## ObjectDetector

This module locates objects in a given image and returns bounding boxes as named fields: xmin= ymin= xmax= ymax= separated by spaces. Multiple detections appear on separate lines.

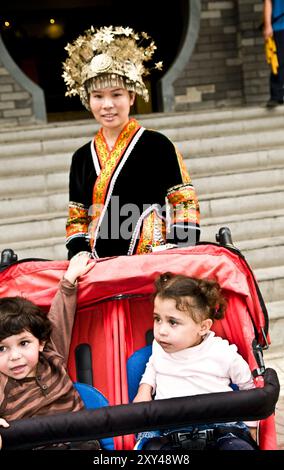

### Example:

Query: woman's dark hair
xmin=0 ymin=297 xmax=52 ymax=342
xmin=154 ymin=272 xmax=227 ymax=323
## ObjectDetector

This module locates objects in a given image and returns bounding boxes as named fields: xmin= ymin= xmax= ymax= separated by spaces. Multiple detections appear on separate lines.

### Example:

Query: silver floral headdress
xmin=62 ymin=25 xmax=163 ymax=109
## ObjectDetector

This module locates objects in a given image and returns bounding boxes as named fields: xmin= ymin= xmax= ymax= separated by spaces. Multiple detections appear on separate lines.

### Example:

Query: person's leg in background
xmin=269 ymin=29 xmax=284 ymax=105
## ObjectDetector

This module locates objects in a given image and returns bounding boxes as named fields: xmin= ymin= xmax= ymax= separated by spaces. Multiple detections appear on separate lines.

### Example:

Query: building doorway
xmin=1 ymin=0 xmax=188 ymax=121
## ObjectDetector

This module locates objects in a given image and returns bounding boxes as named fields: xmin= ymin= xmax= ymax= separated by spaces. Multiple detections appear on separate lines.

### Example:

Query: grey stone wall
xmin=0 ymin=60 xmax=33 ymax=126
xmin=237 ymin=0 xmax=268 ymax=105
xmin=173 ymin=0 xmax=269 ymax=111
xmin=0 ymin=35 xmax=46 ymax=126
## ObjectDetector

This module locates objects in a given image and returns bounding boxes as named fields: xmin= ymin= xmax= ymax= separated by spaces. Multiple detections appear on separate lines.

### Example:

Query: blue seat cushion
xmin=74 ymin=382 xmax=115 ymax=450
xmin=127 ymin=345 xmax=152 ymax=402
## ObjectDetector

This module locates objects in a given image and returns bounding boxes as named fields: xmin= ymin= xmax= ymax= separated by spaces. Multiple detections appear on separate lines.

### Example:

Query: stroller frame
xmin=0 ymin=229 xmax=280 ymax=450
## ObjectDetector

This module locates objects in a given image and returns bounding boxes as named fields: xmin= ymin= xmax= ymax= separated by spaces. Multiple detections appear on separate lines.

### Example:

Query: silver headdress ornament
xmin=62 ymin=25 xmax=163 ymax=109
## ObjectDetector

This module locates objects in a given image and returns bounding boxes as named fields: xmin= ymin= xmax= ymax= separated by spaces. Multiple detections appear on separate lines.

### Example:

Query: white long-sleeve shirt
xmin=140 ymin=331 xmax=256 ymax=426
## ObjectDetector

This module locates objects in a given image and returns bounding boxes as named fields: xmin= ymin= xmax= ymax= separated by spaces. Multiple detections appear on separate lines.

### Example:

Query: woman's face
xmin=89 ymin=87 xmax=135 ymax=130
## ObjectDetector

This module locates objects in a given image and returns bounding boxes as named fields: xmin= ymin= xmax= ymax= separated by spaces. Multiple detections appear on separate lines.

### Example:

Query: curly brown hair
xmin=154 ymin=272 xmax=227 ymax=323
xmin=0 ymin=297 xmax=51 ymax=342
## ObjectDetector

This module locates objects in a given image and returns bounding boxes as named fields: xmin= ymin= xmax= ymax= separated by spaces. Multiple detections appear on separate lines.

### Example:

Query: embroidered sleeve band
xmin=66 ymin=201 xmax=91 ymax=242
xmin=166 ymin=183 xmax=200 ymax=227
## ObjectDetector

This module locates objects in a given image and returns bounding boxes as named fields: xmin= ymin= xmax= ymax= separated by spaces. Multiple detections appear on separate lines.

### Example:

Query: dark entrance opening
xmin=1 ymin=0 xmax=188 ymax=121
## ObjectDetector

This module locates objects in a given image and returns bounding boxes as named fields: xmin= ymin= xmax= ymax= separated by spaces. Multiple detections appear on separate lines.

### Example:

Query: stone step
xmin=1 ymin=181 xmax=284 ymax=242
xmin=0 ymin=172 xmax=68 ymax=198
xmin=201 ymin=210 xmax=284 ymax=242
xmin=1 ymin=236 xmax=67 ymax=261
xmin=1 ymin=126 xmax=284 ymax=161
xmin=0 ymin=107 xmax=283 ymax=143
xmin=263 ymin=350 xmax=284 ymax=418
xmin=236 ymin=236 xmax=284 ymax=269
xmin=0 ymin=213 xmax=66 ymax=244
xmin=200 ymin=187 xmax=284 ymax=220
xmin=0 ymin=118 xmax=97 ymax=143
xmin=1 ymin=148 xmax=284 ymax=206
xmin=178 ymin=128 xmax=284 ymax=158
xmin=254 ymin=266 xmax=284 ymax=303
xmin=0 ymin=150 xmax=284 ymax=197
xmin=1 ymin=112 xmax=284 ymax=159
xmin=255 ymin=300 xmax=284 ymax=357
xmin=0 ymin=153 xmax=71 ymax=177
xmin=0 ymin=137 xmax=88 ymax=159
xmin=0 ymin=192 xmax=68 ymax=219
xmin=0 ymin=147 xmax=283 ymax=184
xmin=1 ymin=146 xmax=284 ymax=190
xmin=187 ymin=147 xmax=284 ymax=178
xmin=162 ymin=114 xmax=284 ymax=143
xmin=195 ymin=167 xmax=284 ymax=196
xmin=267 ymin=300 xmax=284 ymax=322
xmin=266 ymin=300 xmax=284 ymax=353
xmin=264 ymin=346 xmax=284 ymax=362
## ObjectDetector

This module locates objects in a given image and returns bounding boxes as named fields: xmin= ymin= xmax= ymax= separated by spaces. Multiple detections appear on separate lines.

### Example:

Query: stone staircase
xmin=0 ymin=106 xmax=284 ymax=356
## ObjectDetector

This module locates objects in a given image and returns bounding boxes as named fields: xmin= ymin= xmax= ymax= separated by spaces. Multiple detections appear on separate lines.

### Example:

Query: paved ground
xmin=264 ymin=350 xmax=284 ymax=450
xmin=275 ymin=398 xmax=284 ymax=450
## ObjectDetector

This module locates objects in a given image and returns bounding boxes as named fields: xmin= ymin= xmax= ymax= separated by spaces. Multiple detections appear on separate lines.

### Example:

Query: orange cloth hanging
xmin=265 ymin=36 xmax=279 ymax=74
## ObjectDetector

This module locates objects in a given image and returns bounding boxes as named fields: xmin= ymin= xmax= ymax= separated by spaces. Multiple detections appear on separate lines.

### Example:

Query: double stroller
xmin=0 ymin=228 xmax=280 ymax=450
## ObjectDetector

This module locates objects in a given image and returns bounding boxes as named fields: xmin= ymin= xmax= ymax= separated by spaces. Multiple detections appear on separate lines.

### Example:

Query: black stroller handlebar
xmin=0 ymin=249 xmax=18 ymax=271
xmin=1 ymin=368 xmax=280 ymax=450
xmin=216 ymin=227 xmax=235 ymax=248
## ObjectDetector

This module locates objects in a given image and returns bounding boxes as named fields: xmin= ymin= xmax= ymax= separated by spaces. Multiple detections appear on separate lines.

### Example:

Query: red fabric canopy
xmin=0 ymin=245 xmax=268 ymax=332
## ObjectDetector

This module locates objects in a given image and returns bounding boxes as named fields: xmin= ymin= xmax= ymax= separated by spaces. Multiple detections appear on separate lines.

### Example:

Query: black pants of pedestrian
xmin=270 ymin=29 xmax=284 ymax=101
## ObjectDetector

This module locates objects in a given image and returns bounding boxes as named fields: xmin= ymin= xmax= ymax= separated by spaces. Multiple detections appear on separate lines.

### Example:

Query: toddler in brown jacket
xmin=0 ymin=253 xmax=97 ymax=450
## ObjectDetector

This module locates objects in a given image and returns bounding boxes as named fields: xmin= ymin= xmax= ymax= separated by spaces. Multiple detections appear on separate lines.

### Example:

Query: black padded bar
xmin=0 ymin=368 xmax=279 ymax=450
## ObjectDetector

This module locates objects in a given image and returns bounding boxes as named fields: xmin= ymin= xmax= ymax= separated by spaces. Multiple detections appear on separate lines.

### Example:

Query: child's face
xmin=0 ymin=329 xmax=45 ymax=380
xmin=153 ymin=296 xmax=211 ymax=353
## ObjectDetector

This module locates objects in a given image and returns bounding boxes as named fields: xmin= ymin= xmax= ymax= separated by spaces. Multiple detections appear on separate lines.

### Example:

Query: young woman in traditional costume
xmin=63 ymin=26 xmax=200 ymax=259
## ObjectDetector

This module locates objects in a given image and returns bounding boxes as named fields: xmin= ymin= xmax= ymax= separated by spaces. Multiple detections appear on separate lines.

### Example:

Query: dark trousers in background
xmin=270 ymin=29 xmax=284 ymax=101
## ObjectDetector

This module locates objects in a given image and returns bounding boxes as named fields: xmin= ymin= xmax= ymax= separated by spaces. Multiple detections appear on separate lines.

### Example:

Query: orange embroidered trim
xmin=66 ymin=202 xmax=90 ymax=239
xmin=167 ymin=184 xmax=200 ymax=226
xmin=135 ymin=211 xmax=167 ymax=255
xmin=90 ymin=118 xmax=141 ymax=248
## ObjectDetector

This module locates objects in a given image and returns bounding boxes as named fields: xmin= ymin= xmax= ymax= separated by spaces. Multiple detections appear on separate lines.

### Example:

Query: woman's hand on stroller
xmin=133 ymin=383 xmax=153 ymax=403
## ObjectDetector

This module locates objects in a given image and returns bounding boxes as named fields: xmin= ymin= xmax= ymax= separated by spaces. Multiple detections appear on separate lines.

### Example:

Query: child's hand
xmin=0 ymin=418 xmax=9 ymax=428
xmin=0 ymin=419 xmax=9 ymax=450
xmin=133 ymin=384 xmax=153 ymax=403
xmin=249 ymin=426 xmax=257 ymax=442
xmin=64 ymin=253 xmax=96 ymax=285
